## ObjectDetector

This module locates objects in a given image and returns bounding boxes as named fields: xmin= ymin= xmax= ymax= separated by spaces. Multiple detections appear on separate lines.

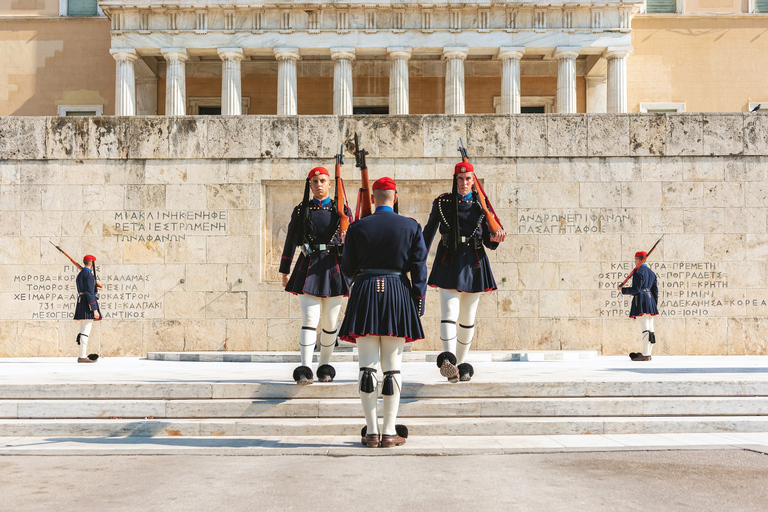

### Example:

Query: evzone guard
xmin=339 ymin=177 xmax=428 ymax=448
xmin=422 ymin=156 xmax=506 ymax=382
xmin=618 ymin=241 xmax=662 ymax=361
xmin=280 ymin=159 xmax=353 ymax=385
xmin=73 ymin=254 xmax=101 ymax=363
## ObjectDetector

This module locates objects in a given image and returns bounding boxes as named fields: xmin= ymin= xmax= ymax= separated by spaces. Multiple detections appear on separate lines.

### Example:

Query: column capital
xmin=585 ymin=75 xmax=607 ymax=84
xmin=605 ymin=46 xmax=633 ymax=59
xmin=387 ymin=47 xmax=412 ymax=60
xmin=330 ymin=47 xmax=356 ymax=61
xmin=217 ymin=47 xmax=245 ymax=61
xmin=274 ymin=47 xmax=300 ymax=61
xmin=443 ymin=47 xmax=468 ymax=60
xmin=161 ymin=48 xmax=189 ymax=62
xmin=110 ymin=48 xmax=139 ymax=62
xmin=554 ymin=47 xmax=581 ymax=60
xmin=497 ymin=47 xmax=525 ymax=60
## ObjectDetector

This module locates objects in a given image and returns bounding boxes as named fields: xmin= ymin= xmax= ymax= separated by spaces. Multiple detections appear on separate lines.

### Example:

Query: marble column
xmin=275 ymin=48 xmax=300 ymax=115
xmin=606 ymin=47 xmax=632 ymax=114
xmin=586 ymin=76 xmax=607 ymax=113
xmin=498 ymin=47 xmax=524 ymax=114
xmin=331 ymin=47 xmax=355 ymax=115
xmin=110 ymin=48 xmax=139 ymax=116
xmin=161 ymin=48 xmax=188 ymax=116
xmin=443 ymin=47 xmax=468 ymax=115
xmin=217 ymin=48 xmax=244 ymax=115
xmin=555 ymin=47 xmax=580 ymax=114
xmin=388 ymin=47 xmax=411 ymax=115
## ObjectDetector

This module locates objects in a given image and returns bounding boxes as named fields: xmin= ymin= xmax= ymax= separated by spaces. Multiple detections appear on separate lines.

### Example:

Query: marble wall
xmin=1 ymin=113 xmax=767 ymax=357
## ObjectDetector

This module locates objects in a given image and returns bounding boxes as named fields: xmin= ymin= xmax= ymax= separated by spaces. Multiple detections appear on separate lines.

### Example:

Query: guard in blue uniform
xmin=339 ymin=177 xmax=428 ymax=448
xmin=73 ymin=254 xmax=101 ymax=363
xmin=280 ymin=166 xmax=353 ymax=384
xmin=423 ymin=161 xmax=506 ymax=382
xmin=619 ymin=251 xmax=659 ymax=361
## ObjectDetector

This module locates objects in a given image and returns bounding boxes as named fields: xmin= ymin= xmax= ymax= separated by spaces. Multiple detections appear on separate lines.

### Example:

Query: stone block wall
xmin=1 ymin=113 xmax=767 ymax=357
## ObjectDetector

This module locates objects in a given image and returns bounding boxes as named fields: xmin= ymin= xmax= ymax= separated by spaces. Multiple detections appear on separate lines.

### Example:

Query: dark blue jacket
xmin=621 ymin=264 xmax=659 ymax=318
xmin=74 ymin=267 xmax=101 ymax=320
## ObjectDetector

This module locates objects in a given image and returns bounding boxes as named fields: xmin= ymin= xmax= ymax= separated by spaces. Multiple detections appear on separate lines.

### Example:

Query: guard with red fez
xmin=423 ymin=161 xmax=506 ymax=382
xmin=280 ymin=166 xmax=354 ymax=385
xmin=73 ymin=255 xmax=101 ymax=363
xmin=339 ymin=177 xmax=428 ymax=448
xmin=618 ymin=251 xmax=659 ymax=361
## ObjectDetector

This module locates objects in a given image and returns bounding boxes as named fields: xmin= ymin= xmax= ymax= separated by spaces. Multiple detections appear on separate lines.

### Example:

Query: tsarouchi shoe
xmin=293 ymin=365 xmax=314 ymax=385
xmin=380 ymin=434 xmax=406 ymax=448
xmin=77 ymin=358 xmax=96 ymax=363
xmin=629 ymin=352 xmax=640 ymax=360
xmin=633 ymin=355 xmax=652 ymax=361
xmin=316 ymin=364 xmax=336 ymax=383
xmin=437 ymin=351 xmax=459 ymax=383
xmin=458 ymin=362 xmax=474 ymax=382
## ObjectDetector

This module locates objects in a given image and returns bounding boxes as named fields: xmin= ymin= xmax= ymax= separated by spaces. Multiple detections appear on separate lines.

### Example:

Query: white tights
xmin=298 ymin=295 xmax=344 ymax=367
xmin=638 ymin=315 xmax=656 ymax=356
xmin=78 ymin=320 xmax=93 ymax=359
xmin=356 ymin=336 xmax=405 ymax=436
xmin=439 ymin=289 xmax=481 ymax=364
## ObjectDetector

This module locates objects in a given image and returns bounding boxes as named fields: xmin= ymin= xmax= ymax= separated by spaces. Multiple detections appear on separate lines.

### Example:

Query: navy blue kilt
xmin=74 ymin=295 xmax=101 ymax=320
xmin=339 ymin=274 xmax=425 ymax=343
xmin=629 ymin=290 xmax=659 ymax=318
xmin=428 ymin=244 xmax=497 ymax=293
xmin=285 ymin=249 xmax=349 ymax=297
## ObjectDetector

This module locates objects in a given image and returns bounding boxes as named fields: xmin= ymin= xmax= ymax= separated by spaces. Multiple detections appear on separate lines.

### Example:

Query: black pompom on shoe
xmin=436 ymin=351 xmax=459 ymax=383
xmin=629 ymin=352 xmax=640 ymax=360
xmin=458 ymin=362 xmax=474 ymax=382
xmin=316 ymin=364 xmax=336 ymax=383
xmin=87 ymin=354 xmax=99 ymax=361
xmin=293 ymin=365 xmax=314 ymax=385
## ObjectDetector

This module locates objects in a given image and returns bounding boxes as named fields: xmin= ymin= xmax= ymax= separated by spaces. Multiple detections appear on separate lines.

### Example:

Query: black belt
xmin=441 ymin=235 xmax=482 ymax=249
xmin=301 ymin=243 xmax=339 ymax=256
xmin=358 ymin=269 xmax=404 ymax=276
xmin=641 ymin=289 xmax=651 ymax=292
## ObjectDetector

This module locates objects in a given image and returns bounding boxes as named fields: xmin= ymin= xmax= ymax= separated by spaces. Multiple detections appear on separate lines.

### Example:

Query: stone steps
xmin=2 ymin=396 xmax=768 ymax=420
xmin=2 ymin=416 xmax=768 ymax=437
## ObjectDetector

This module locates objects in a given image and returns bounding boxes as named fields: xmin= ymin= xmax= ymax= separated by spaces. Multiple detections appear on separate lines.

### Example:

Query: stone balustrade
xmin=0 ymin=114 xmax=767 ymax=357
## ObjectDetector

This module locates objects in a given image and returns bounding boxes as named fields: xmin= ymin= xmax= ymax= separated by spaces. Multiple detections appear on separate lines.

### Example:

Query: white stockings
xmin=439 ymin=289 xmax=481 ymax=364
xmin=356 ymin=336 xmax=405 ymax=436
xmin=298 ymin=294 xmax=344 ymax=367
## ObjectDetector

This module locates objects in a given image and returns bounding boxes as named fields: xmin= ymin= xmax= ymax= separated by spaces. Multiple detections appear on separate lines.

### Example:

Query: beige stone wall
xmin=1 ymin=114 xmax=767 ymax=357
xmin=0 ymin=0 xmax=60 ymax=17
xmin=0 ymin=18 xmax=114 ymax=116
xmin=629 ymin=16 xmax=768 ymax=113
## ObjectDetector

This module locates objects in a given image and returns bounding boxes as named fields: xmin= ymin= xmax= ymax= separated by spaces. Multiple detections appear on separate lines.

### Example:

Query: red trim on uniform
xmin=630 ymin=313 xmax=658 ymax=319
xmin=340 ymin=332 xmax=420 ymax=343
xmin=428 ymin=284 xmax=497 ymax=293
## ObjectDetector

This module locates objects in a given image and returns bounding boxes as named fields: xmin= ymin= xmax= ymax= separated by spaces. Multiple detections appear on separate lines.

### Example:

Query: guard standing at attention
xmin=73 ymin=254 xmax=101 ymax=363
xmin=618 ymin=251 xmax=659 ymax=361
xmin=339 ymin=177 xmax=428 ymax=448
xmin=280 ymin=167 xmax=353 ymax=385
xmin=422 ymin=161 xmax=506 ymax=382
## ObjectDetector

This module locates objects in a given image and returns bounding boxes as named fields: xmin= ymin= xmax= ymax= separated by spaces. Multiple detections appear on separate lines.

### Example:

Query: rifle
xmin=334 ymin=144 xmax=352 ymax=234
xmin=458 ymin=138 xmax=504 ymax=233
xmin=49 ymin=241 xmax=102 ymax=289
xmin=353 ymin=133 xmax=373 ymax=219
xmin=619 ymin=235 xmax=664 ymax=288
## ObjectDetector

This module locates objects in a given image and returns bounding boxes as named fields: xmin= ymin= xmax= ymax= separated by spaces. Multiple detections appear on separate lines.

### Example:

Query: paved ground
xmin=2 ymin=450 xmax=768 ymax=512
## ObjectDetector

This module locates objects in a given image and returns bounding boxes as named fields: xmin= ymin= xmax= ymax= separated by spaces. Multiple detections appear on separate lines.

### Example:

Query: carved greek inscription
xmin=10 ymin=266 xmax=162 ymax=320
xmin=517 ymin=210 xmax=632 ymax=234
xmin=597 ymin=262 xmax=766 ymax=317
xmin=111 ymin=210 xmax=228 ymax=242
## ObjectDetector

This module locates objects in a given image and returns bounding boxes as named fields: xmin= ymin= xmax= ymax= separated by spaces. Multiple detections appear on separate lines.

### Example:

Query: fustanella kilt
xmin=629 ymin=291 xmax=659 ymax=318
xmin=428 ymin=244 xmax=497 ymax=293
xmin=339 ymin=274 xmax=425 ymax=343
xmin=285 ymin=250 xmax=349 ymax=297
xmin=73 ymin=296 xmax=101 ymax=321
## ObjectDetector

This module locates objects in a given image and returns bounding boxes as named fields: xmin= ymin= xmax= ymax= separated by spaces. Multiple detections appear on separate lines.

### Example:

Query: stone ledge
xmin=1 ymin=114 xmax=764 ymax=161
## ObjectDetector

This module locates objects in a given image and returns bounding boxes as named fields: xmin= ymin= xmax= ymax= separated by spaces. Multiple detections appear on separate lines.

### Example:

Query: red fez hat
xmin=454 ymin=161 xmax=474 ymax=174
xmin=372 ymin=177 xmax=397 ymax=191
xmin=307 ymin=167 xmax=330 ymax=179
xmin=83 ymin=255 xmax=96 ymax=262
xmin=634 ymin=251 xmax=647 ymax=259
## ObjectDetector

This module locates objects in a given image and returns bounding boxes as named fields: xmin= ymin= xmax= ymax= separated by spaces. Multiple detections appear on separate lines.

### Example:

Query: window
xmin=493 ymin=96 xmax=555 ymax=113
xmin=645 ymin=0 xmax=677 ymax=13
xmin=640 ymin=102 xmax=685 ymax=113
xmin=353 ymin=106 xmax=389 ymax=115
xmin=188 ymin=97 xmax=251 ymax=115
xmin=521 ymin=106 xmax=546 ymax=114
xmin=57 ymin=105 xmax=103 ymax=116
xmin=749 ymin=102 xmax=768 ymax=113
xmin=62 ymin=0 xmax=100 ymax=16
xmin=756 ymin=0 xmax=768 ymax=12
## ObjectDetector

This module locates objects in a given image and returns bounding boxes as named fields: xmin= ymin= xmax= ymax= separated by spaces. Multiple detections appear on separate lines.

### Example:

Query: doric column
xmin=606 ymin=47 xmax=632 ymax=114
xmin=331 ymin=47 xmax=355 ymax=115
xmin=388 ymin=47 xmax=411 ymax=115
xmin=161 ymin=48 xmax=188 ymax=116
xmin=443 ymin=47 xmax=468 ymax=115
xmin=275 ymin=48 xmax=300 ymax=115
xmin=110 ymin=48 xmax=139 ymax=116
xmin=555 ymin=47 xmax=580 ymax=114
xmin=586 ymin=76 xmax=607 ymax=113
xmin=498 ymin=47 xmax=524 ymax=114
xmin=217 ymin=48 xmax=244 ymax=115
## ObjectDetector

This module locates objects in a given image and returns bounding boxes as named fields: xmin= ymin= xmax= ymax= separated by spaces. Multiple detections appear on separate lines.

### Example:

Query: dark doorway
xmin=521 ymin=106 xmax=546 ymax=114
xmin=198 ymin=106 xmax=222 ymax=115
xmin=353 ymin=106 xmax=389 ymax=115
